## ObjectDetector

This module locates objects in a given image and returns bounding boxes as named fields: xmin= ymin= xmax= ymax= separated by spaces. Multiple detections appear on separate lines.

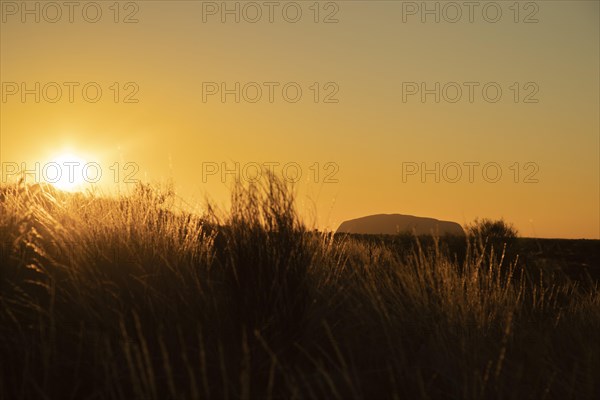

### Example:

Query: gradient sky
xmin=1 ymin=1 xmax=599 ymax=238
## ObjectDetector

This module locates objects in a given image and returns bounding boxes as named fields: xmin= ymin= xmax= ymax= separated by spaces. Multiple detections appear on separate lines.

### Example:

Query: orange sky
xmin=1 ymin=1 xmax=599 ymax=238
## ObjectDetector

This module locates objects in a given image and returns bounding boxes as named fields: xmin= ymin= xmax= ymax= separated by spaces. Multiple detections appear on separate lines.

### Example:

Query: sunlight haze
xmin=1 ymin=0 xmax=598 ymax=238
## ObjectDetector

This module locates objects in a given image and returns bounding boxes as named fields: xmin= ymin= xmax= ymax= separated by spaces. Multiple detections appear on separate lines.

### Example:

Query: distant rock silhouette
xmin=336 ymin=214 xmax=465 ymax=236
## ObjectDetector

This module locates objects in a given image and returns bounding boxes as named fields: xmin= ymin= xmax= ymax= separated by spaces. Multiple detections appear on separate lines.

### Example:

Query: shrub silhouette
xmin=465 ymin=218 xmax=519 ymax=276
xmin=466 ymin=218 xmax=518 ymax=241
xmin=466 ymin=218 xmax=518 ymax=249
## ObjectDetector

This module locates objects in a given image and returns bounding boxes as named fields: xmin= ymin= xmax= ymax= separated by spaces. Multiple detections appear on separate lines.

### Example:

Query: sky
xmin=1 ymin=0 xmax=599 ymax=238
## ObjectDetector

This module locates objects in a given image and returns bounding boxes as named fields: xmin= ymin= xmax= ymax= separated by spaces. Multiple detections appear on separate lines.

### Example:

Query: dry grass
xmin=0 ymin=178 xmax=598 ymax=399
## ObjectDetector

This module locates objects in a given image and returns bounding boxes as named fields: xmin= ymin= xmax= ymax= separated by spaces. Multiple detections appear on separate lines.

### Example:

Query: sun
xmin=46 ymin=153 xmax=88 ymax=192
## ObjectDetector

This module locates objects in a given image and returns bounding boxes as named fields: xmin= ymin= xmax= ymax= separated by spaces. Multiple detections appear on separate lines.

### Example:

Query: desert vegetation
xmin=1 ymin=178 xmax=599 ymax=399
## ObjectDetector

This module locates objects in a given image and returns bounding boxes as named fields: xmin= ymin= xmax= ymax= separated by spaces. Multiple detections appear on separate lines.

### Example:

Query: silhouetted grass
xmin=1 ymin=178 xmax=598 ymax=399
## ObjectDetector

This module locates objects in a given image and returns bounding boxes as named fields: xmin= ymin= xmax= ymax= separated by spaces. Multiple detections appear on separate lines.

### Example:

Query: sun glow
xmin=47 ymin=153 xmax=88 ymax=192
